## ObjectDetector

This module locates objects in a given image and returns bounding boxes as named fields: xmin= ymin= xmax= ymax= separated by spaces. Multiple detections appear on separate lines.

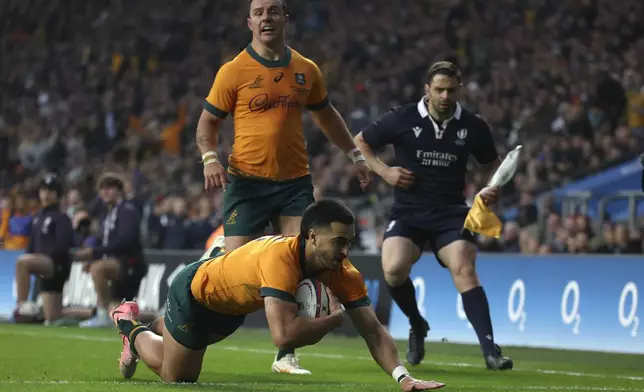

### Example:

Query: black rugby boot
xmin=406 ymin=318 xmax=430 ymax=365
xmin=485 ymin=344 xmax=514 ymax=370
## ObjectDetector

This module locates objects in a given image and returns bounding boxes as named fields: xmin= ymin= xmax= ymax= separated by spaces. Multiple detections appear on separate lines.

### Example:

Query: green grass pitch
xmin=0 ymin=324 xmax=642 ymax=391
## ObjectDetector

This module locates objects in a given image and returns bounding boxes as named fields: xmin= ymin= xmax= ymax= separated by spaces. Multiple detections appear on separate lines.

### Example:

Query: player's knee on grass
xmin=381 ymin=237 xmax=419 ymax=286
xmin=160 ymin=323 xmax=205 ymax=383
xmin=160 ymin=371 xmax=199 ymax=384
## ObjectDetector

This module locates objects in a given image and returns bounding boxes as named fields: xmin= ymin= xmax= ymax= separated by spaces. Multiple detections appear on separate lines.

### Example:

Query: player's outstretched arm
xmin=348 ymin=306 xmax=445 ymax=391
xmin=264 ymin=295 xmax=344 ymax=349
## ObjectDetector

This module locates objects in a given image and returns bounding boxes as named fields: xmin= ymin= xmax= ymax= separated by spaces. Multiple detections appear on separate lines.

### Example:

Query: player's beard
xmin=432 ymin=99 xmax=455 ymax=118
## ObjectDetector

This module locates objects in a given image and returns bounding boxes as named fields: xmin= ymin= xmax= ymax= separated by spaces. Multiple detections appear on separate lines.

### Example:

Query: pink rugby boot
xmin=109 ymin=301 xmax=140 ymax=379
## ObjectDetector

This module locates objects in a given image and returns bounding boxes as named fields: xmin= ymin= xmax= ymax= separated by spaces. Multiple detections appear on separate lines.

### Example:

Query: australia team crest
xmin=295 ymin=73 xmax=306 ymax=85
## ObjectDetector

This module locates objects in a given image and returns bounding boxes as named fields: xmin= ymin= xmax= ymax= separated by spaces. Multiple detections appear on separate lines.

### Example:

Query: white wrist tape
xmin=201 ymin=151 xmax=219 ymax=165
xmin=391 ymin=365 xmax=410 ymax=383
xmin=347 ymin=147 xmax=365 ymax=163
xmin=201 ymin=151 xmax=218 ymax=162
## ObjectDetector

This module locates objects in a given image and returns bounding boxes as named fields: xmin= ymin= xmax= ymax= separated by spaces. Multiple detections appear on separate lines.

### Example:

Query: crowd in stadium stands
xmin=1 ymin=0 xmax=643 ymax=254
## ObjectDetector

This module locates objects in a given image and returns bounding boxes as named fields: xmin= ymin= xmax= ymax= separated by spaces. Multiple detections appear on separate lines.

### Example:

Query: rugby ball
xmin=295 ymin=279 xmax=331 ymax=318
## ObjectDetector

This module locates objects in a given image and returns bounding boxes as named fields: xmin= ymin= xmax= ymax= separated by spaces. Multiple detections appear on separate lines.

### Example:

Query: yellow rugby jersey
xmin=627 ymin=91 xmax=644 ymax=129
xmin=190 ymin=235 xmax=370 ymax=315
xmin=205 ymin=45 xmax=329 ymax=181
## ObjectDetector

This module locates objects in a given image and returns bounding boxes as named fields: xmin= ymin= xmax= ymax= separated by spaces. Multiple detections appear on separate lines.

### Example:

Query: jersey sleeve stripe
xmin=305 ymin=96 xmax=330 ymax=111
xmin=260 ymin=287 xmax=296 ymax=303
xmin=203 ymin=100 xmax=229 ymax=119
xmin=343 ymin=296 xmax=371 ymax=309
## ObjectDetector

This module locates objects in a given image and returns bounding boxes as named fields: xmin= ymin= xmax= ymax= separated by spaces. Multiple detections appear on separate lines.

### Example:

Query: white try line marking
xmin=0 ymin=380 xmax=640 ymax=391
xmin=0 ymin=328 xmax=642 ymax=383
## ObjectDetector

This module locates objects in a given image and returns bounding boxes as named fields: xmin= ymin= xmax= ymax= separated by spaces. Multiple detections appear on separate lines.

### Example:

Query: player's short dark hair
xmin=300 ymin=199 xmax=355 ymax=237
xmin=97 ymin=172 xmax=125 ymax=192
xmin=426 ymin=61 xmax=462 ymax=85
xmin=248 ymin=0 xmax=287 ymax=13
xmin=40 ymin=172 xmax=62 ymax=196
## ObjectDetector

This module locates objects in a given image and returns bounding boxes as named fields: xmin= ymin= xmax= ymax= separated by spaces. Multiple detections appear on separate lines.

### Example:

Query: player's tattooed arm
xmin=196 ymin=110 xmax=222 ymax=155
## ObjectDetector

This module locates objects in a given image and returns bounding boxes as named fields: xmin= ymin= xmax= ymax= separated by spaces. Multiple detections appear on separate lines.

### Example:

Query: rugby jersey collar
xmin=417 ymin=96 xmax=461 ymax=120
xmin=417 ymin=97 xmax=462 ymax=137
xmin=246 ymin=44 xmax=292 ymax=68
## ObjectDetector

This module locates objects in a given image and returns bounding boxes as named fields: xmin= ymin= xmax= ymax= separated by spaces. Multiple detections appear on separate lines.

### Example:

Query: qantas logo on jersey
xmin=416 ymin=149 xmax=458 ymax=167
xmin=248 ymin=94 xmax=302 ymax=113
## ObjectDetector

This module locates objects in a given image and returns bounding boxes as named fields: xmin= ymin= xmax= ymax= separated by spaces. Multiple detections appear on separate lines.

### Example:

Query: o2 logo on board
xmin=618 ymin=282 xmax=639 ymax=338
xmin=561 ymin=280 xmax=581 ymax=335
xmin=508 ymin=279 xmax=527 ymax=332
xmin=412 ymin=277 xmax=427 ymax=318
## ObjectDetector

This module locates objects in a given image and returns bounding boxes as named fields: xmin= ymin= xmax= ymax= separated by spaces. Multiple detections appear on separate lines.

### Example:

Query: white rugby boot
xmin=271 ymin=354 xmax=312 ymax=375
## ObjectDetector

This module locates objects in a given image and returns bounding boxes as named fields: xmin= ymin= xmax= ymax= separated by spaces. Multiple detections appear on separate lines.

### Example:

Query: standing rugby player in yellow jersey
xmin=195 ymin=0 xmax=371 ymax=375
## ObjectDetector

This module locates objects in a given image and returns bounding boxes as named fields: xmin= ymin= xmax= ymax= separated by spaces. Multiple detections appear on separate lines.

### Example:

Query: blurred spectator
xmin=612 ymin=224 xmax=641 ymax=254
xmin=568 ymin=232 xmax=591 ymax=254
xmin=73 ymin=173 xmax=147 ymax=328
xmin=66 ymin=189 xmax=85 ymax=219
xmin=501 ymin=221 xmax=521 ymax=253
xmin=160 ymin=196 xmax=190 ymax=250
xmin=2 ymin=195 xmax=33 ymax=250
xmin=14 ymin=173 xmax=74 ymax=324
xmin=538 ymin=244 xmax=553 ymax=255
xmin=592 ymin=221 xmax=616 ymax=253
xmin=72 ymin=209 xmax=98 ymax=248
xmin=516 ymin=192 xmax=538 ymax=228
xmin=519 ymin=230 xmax=540 ymax=255
xmin=477 ymin=235 xmax=503 ymax=252
xmin=186 ymin=196 xmax=218 ymax=250
xmin=0 ymin=196 xmax=11 ymax=247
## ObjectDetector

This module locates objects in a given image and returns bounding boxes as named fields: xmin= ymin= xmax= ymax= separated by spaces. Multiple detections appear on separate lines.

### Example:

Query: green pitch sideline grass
xmin=0 ymin=324 xmax=642 ymax=392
